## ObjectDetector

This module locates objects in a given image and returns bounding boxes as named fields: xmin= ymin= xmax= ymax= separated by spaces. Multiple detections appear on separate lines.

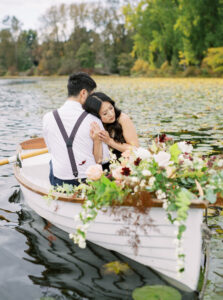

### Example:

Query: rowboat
xmin=14 ymin=138 xmax=208 ymax=292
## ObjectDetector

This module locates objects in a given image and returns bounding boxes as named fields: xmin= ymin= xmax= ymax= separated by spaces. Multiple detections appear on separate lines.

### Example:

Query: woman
xmin=83 ymin=92 xmax=139 ymax=166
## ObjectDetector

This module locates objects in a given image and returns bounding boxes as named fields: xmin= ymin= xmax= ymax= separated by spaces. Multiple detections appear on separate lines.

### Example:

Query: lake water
xmin=0 ymin=77 xmax=222 ymax=300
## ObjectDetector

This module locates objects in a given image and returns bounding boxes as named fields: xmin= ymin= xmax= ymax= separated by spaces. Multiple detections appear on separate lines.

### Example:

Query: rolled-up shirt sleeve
xmin=94 ymin=118 xmax=110 ymax=163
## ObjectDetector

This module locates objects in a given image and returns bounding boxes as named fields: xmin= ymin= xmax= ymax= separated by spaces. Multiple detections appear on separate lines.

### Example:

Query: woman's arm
xmin=90 ymin=122 xmax=103 ymax=163
xmin=98 ymin=113 xmax=139 ymax=152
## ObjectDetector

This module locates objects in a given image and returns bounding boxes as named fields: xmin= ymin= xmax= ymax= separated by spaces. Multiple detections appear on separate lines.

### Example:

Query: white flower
xmin=177 ymin=259 xmax=185 ymax=267
xmin=173 ymin=220 xmax=180 ymax=226
xmin=134 ymin=186 xmax=139 ymax=193
xmin=154 ymin=151 xmax=171 ymax=167
xmin=217 ymin=160 xmax=223 ymax=167
xmin=148 ymin=176 xmax=155 ymax=186
xmin=134 ymin=147 xmax=152 ymax=160
xmin=83 ymin=223 xmax=90 ymax=230
xmin=69 ymin=233 xmax=75 ymax=239
xmin=131 ymin=176 xmax=139 ymax=183
xmin=86 ymin=213 xmax=94 ymax=219
xmin=79 ymin=240 xmax=86 ymax=248
xmin=140 ymin=179 xmax=146 ymax=187
xmin=86 ymin=200 xmax=92 ymax=207
xmin=156 ymin=190 xmax=166 ymax=200
xmin=162 ymin=200 xmax=168 ymax=210
xmin=142 ymin=169 xmax=152 ymax=177
xmin=178 ymin=141 xmax=193 ymax=153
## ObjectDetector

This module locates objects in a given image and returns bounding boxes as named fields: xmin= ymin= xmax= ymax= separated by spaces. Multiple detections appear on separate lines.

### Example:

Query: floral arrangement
xmin=51 ymin=134 xmax=223 ymax=273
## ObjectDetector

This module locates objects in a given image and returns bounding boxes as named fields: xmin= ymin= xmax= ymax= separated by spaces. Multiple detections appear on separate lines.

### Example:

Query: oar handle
xmin=0 ymin=159 xmax=10 ymax=166
xmin=20 ymin=148 xmax=48 ymax=160
xmin=0 ymin=148 xmax=48 ymax=166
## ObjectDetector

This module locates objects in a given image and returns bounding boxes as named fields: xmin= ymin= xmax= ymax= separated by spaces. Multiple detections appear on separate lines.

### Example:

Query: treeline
xmin=0 ymin=0 xmax=223 ymax=77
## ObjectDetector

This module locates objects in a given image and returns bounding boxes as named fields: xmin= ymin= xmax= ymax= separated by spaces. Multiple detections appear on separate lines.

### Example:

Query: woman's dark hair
xmin=83 ymin=92 xmax=125 ymax=144
xmin=67 ymin=72 xmax=96 ymax=97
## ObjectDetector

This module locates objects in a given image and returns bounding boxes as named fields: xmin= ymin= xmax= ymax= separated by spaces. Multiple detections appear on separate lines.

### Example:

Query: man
xmin=43 ymin=72 xmax=109 ymax=186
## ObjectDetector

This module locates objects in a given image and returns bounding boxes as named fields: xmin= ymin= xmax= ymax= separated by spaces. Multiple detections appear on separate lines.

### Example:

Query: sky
xmin=0 ymin=0 xmax=96 ymax=30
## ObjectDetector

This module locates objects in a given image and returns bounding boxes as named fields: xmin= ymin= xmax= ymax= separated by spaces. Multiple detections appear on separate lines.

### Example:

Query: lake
xmin=0 ymin=77 xmax=222 ymax=300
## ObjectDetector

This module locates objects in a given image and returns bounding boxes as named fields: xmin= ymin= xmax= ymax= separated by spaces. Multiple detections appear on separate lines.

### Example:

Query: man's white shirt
xmin=43 ymin=100 xmax=110 ymax=179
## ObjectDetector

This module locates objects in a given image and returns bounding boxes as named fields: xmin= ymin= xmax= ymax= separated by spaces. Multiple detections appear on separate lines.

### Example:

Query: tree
xmin=123 ymin=0 xmax=181 ymax=68
xmin=175 ymin=0 xmax=223 ymax=65
xmin=75 ymin=42 xmax=95 ymax=69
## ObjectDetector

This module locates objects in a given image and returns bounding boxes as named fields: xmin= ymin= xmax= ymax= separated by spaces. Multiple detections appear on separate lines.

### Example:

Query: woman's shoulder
xmin=118 ymin=112 xmax=131 ymax=124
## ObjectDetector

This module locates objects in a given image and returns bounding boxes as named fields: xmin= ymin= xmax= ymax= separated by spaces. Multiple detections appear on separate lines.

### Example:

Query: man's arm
xmin=90 ymin=122 xmax=103 ymax=163
xmin=91 ymin=118 xmax=110 ymax=163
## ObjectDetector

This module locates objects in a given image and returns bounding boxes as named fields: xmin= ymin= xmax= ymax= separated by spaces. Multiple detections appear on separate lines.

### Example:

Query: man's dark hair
xmin=67 ymin=72 xmax=96 ymax=97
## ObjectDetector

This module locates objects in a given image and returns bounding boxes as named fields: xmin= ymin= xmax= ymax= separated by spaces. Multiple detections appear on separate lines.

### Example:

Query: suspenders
xmin=53 ymin=110 xmax=88 ymax=178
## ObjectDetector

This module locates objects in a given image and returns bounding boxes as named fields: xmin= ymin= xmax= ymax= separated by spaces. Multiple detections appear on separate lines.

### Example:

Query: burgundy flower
xmin=158 ymin=133 xmax=173 ymax=143
xmin=121 ymin=167 xmax=131 ymax=176
xmin=134 ymin=157 xmax=142 ymax=166
xmin=159 ymin=134 xmax=167 ymax=143
xmin=207 ymin=160 xmax=213 ymax=168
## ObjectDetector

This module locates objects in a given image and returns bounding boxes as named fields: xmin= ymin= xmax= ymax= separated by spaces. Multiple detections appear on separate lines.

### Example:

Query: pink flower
xmin=86 ymin=164 xmax=103 ymax=180
xmin=112 ymin=166 xmax=123 ymax=180
xmin=115 ymin=179 xmax=122 ymax=186
xmin=121 ymin=149 xmax=131 ymax=159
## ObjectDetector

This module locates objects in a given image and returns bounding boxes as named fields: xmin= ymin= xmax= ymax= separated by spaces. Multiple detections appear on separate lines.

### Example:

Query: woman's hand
xmin=98 ymin=130 xmax=111 ymax=144
xmin=90 ymin=122 xmax=101 ymax=141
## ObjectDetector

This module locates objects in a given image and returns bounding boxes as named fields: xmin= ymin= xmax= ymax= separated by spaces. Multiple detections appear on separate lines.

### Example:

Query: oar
xmin=0 ymin=148 xmax=48 ymax=166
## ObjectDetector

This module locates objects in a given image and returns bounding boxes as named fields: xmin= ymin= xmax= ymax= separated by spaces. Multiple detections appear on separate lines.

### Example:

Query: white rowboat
xmin=14 ymin=138 xmax=207 ymax=292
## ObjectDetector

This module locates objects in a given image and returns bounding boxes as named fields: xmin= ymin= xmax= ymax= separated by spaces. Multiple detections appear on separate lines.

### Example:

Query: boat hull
xmin=15 ymin=146 xmax=204 ymax=292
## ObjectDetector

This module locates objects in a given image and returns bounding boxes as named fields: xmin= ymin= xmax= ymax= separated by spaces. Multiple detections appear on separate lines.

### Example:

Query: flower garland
xmin=49 ymin=135 xmax=223 ymax=274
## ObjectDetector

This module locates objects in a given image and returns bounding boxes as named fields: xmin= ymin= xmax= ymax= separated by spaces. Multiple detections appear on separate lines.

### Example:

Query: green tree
xmin=75 ymin=42 xmax=95 ymax=68
xmin=17 ymin=30 xmax=38 ymax=71
xmin=175 ymin=0 xmax=223 ymax=65
xmin=0 ymin=29 xmax=14 ymax=75
xmin=123 ymin=0 xmax=181 ymax=68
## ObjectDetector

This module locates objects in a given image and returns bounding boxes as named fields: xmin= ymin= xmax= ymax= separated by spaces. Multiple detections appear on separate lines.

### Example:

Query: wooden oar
xmin=0 ymin=137 xmax=48 ymax=166
xmin=0 ymin=148 xmax=48 ymax=166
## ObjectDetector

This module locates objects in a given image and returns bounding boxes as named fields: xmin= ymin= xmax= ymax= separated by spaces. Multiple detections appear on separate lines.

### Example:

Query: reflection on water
xmin=0 ymin=77 xmax=223 ymax=299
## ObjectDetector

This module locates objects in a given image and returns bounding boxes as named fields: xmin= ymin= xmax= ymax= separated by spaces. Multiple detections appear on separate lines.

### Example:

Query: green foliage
xmin=75 ymin=43 xmax=95 ymax=69
xmin=117 ymin=53 xmax=134 ymax=75
xmin=203 ymin=47 xmax=223 ymax=75
xmin=132 ymin=285 xmax=182 ymax=300
xmin=169 ymin=143 xmax=181 ymax=163
xmin=123 ymin=0 xmax=223 ymax=72
xmin=1 ymin=1 xmax=223 ymax=76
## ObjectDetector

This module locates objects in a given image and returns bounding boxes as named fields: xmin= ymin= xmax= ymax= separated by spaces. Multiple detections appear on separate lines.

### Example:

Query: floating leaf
xmin=102 ymin=261 xmax=130 ymax=275
xmin=132 ymin=285 xmax=182 ymax=300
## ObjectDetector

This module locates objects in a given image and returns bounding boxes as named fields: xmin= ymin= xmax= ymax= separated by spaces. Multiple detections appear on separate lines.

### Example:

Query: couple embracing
xmin=43 ymin=72 xmax=139 ymax=187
